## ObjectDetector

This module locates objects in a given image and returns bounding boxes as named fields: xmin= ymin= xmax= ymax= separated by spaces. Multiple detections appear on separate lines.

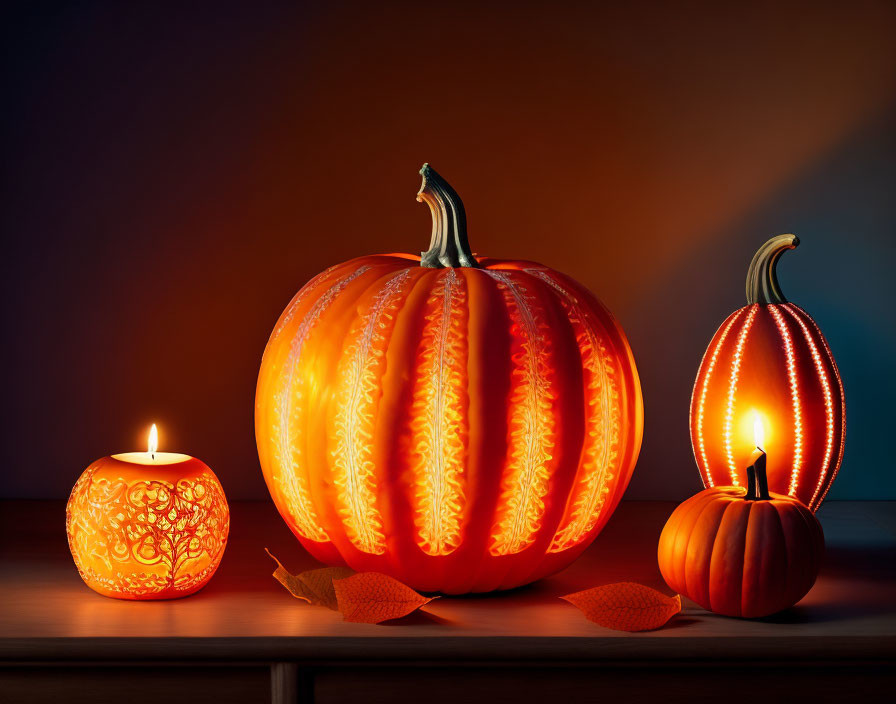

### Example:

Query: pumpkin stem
xmin=417 ymin=164 xmax=479 ymax=268
xmin=745 ymin=234 xmax=799 ymax=304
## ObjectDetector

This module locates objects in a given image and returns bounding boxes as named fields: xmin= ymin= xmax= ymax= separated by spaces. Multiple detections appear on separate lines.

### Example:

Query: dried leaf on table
xmin=561 ymin=581 xmax=682 ymax=632
xmin=265 ymin=548 xmax=312 ymax=602
xmin=297 ymin=566 xmax=356 ymax=610
xmin=265 ymin=549 xmax=356 ymax=609
xmin=334 ymin=572 xmax=437 ymax=624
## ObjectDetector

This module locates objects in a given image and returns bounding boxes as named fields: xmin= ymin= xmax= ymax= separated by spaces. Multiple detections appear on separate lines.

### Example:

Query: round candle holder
xmin=66 ymin=452 xmax=229 ymax=600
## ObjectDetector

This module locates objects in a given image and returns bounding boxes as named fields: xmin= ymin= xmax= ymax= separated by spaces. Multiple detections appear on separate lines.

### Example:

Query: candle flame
xmin=148 ymin=424 xmax=158 ymax=457
xmin=753 ymin=413 xmax=765 ymax=450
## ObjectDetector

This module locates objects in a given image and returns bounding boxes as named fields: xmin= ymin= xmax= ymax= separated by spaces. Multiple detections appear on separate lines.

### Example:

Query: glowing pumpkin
xmin=657 ymin=464 xmax=824 ymax=618
xmin=66 ymin=426 xmax=229 ymax=600
xmin=255 ymin=164 xmax=643 ymax=594
xmin=690 ymin=235 xmax=845 ymax=512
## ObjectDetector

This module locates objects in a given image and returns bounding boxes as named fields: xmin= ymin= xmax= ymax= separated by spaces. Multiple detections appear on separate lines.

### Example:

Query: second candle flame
xmin=753 ymin=413 xmax=765 ymax=451
xmin=148 ymin=423 xmax=158 ymax=458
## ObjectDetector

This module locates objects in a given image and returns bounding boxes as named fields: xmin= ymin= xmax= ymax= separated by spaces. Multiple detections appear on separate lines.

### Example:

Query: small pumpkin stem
xmin=417 ymin=163 xmax=479 ymax=269
xmin=745 ymin=234 xmax=799 ymax=305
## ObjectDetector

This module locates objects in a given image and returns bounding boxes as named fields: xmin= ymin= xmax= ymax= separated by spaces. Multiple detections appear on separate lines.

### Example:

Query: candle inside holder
xmin=66 ymin=425 xmax=230 ymax=600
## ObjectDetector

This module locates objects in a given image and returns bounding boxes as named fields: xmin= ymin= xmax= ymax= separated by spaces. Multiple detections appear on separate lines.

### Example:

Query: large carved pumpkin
xmin=256 ymin=165 xmax=643 ymax=593
xmin=690 ymin=235 xmax=845 ymax=512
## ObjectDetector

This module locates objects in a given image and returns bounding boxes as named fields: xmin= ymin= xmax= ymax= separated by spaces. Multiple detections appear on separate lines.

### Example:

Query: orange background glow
xmin=2 ymin=1 xmax=894 ymax=501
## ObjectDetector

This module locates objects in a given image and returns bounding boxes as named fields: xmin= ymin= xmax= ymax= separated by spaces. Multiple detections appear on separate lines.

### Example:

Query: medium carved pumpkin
xmin=690 ymin=235 xmax=845 ymax=511
xmin=255 ymin=165 xmax=643 ymax=593
xmin=657 ymin=465 xmax=824 ymax=618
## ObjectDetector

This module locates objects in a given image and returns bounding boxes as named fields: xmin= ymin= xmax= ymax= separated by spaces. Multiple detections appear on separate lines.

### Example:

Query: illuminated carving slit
xmin=270 ymin=263 xmax=342 ymax=342
xmin=333 ymin=270 xmax=412 ymax=554
xmin=769 ymin=305 xmax=803 ymax=496
xmin=410 ymin=269 xmax=468 ymax=555
xmin=524 ymin=271 xmax=619 ymax=553
xmin=723 ymin=305 xmax=758 ymax=485
xmin=273 ymin=266 xmax=370 ymax=541
xmin=487 ymin=271 xmax=556 ymax=556
xmin=694 ymin=309 xmax=745 ymax=488
xmin=787 ymin=304 xmax=844 ymax=508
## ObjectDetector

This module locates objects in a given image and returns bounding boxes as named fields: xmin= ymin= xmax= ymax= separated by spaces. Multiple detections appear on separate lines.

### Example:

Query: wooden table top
xmin=1 ymin=499 xmax=894 ymax=663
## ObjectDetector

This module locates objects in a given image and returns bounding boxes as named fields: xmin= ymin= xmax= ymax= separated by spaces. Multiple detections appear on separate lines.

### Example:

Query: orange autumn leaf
xmin=297 ymin=566 xmax=356 ymax=610
xmin=334 ymin=572 xmax=436 ymax=623
xmin=266 ymin=548 xmax=312 ymax=603
xmin=265 ymin=549 xmax=355 ymax=608
xmin=561 ymin=582 xmax=682 ymax=632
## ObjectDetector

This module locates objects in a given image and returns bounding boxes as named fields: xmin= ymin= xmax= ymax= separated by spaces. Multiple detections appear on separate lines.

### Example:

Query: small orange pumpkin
xmin=657 ymin=465 xmax=824 ymax=618
xmin=690 ymin=235 xmax=845 ymax=511
xmin=255 ymin=164 xmax=643 ymax=593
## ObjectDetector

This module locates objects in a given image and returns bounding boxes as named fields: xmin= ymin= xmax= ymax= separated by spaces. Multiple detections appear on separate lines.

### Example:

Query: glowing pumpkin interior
xmin=255 ymin=165 xmax=643 ymax=593
xmin=690 ymin=235 xmax=845 ymax=511
xmin=66 ymin=428 xmax=230 ymax=600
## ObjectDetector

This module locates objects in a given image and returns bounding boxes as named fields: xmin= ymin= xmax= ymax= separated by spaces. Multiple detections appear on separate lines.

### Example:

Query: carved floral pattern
xmin=67 ymin=466 xmax=229 ymax=598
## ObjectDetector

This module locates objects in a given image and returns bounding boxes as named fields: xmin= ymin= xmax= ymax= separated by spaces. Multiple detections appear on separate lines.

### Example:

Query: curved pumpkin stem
xmin=745 ymin=234 xmax=799 ymax=304
xmin=417 ymin=163 xmax=479 ymax=268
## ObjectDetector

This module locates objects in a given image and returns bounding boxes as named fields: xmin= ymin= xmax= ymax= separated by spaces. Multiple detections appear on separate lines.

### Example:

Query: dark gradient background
xmin=2 ymin=1 xmax=894 ymax=502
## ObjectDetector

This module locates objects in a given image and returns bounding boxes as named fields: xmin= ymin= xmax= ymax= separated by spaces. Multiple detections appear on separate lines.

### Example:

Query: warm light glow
xmin=689 ymin=301 xmax=845 ymax=514
xmin=535 ymin=270 xmax=620 ymax=554
xmin=333 ymin=269 xmax=411 ymax=554
xmin=410 ymin=269 xmax=467 ymax=556
xmin=723 ymin=304 xmax=758 ymax=485
xmin=694 ymin=309 xmax=745 ymax=488
xmin=769 ymin=305 xmax=803 ymax=496
xmin=753 ymin=413 xmax=765 ymax=450
xmin=487 ymin=271 xmax=556 ymax=556
xmin=148 ymin=423 xmax=158 ymax=456
xmin=67 ymin=455 xmax=229 ymax=600
xmin=271 ymin=266 xmax=369 ymax=543
xmin=784 ymin=304 xmax=837 ymax=508
xmin=255 ymin=256 xmax=644 ymax=593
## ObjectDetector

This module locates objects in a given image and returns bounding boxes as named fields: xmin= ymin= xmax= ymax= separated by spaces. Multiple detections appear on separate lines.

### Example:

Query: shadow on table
xmin=757 ymin=541 xmax=895 ymax=624
xmin=822 ymin=543 xmax=896 ymax=579
xmin=380 ymin=609 xmax=454 ymax=626
xmin=758 ymin=598 xmax=889 ymax=625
